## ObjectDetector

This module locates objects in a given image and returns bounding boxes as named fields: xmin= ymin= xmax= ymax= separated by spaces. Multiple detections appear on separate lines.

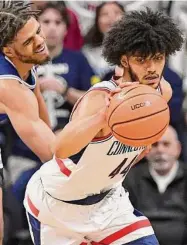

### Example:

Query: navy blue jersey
xmin=0 ymin=52 xmax=37 ymax=124
xmin=37 ymin=49 xmax=97 ymax=130
xmin=0 ymin=53 xmax=37 ymax=181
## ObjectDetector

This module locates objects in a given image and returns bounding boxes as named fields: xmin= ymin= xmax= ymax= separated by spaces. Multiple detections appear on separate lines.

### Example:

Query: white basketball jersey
xmin=39 ymin=80 xmax=161 ymax=201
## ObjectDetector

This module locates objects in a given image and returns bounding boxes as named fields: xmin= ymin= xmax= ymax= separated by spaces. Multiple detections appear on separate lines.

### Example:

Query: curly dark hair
xmin=84 ymin=1 xmax=125 ymax=48
xmin=0 ymin=0 xmax=40 ymax=51
xmin=102 ymin=7 xmax=184 ymax=66
xmin=38 ymin=1 xmax=70 ymax=28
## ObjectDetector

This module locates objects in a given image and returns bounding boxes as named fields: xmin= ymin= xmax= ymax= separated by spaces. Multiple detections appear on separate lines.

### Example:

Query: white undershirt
xmin=149 ymin=161 xmax=179 ymax=193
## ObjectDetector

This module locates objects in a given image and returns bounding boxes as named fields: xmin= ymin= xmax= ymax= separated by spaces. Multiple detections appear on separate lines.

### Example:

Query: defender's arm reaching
xmin=0 ymin=79 xmax=55 ymax=162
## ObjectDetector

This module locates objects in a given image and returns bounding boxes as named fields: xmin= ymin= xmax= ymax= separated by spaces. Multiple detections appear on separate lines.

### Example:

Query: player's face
xmin=146 ymin=127 xmax=181 ymax=175
xmin=122 ymin=53 xmax=166 ymax=89
xmin=39 ymin=8 xmax=67 ymax=49
xmin=98 ymin=2 xmax=124 ymax=34
xmin=10 ymin=17 xmax=50 ymax=65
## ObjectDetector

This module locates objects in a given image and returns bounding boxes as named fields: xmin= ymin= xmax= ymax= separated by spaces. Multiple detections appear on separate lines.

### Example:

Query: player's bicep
xmin=2 ymin=86 xmax=40 ymax=137
xmin=6 ymin=108 xmax=38 ymax=138
xmin=72 ymin=90 xmax=109 ymax=120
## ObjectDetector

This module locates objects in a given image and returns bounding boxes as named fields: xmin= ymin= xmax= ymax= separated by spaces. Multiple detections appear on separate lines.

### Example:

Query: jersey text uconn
xmin=107 ymin=141 xmax=145 ymax=156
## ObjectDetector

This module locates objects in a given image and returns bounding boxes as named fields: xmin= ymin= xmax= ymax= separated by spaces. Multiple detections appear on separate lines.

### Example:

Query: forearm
xmin=10 ymin=118 xmax=55 ymax=162
xmin=54 ymin=113 xmax=105 ymax=158
xmin=66 ymin=88 xmax=86 ymax=105
xmin=24 ymin=121 xmax=55 ymax=162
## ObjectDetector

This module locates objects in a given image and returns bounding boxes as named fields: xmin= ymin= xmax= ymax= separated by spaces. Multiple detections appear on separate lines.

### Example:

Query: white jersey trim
xmin=3 ymin=56 xmax=36 ymax=89
xmin=0 ymin=75 xmax=36 ymax=89
xmin=91 ymin=133 xmax=113 ymax=144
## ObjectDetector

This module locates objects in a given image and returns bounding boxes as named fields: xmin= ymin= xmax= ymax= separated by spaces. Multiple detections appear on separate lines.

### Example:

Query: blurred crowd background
xmin=2 ymin=1 xmax=187 ymax=245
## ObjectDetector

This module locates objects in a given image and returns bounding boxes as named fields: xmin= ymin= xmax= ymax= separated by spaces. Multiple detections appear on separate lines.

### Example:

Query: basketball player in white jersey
xmin=24 ymin=8 xmax=183 ymax=245
xmin=0 ymin=1 xmax=56 ymax=242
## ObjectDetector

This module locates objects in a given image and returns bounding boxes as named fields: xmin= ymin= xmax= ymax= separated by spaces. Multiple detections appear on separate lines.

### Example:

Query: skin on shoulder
xmin=72 ymin=90 xmax=109 ymax=120
xmin=71 ymin=89 xmax=111 ymax=138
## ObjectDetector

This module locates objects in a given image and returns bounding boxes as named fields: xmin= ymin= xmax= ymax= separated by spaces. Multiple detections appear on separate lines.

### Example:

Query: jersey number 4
xmin=109 ymin=155 xmax=138 ymax=179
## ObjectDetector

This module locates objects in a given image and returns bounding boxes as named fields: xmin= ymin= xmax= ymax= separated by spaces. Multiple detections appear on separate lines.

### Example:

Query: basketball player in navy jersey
xmin=24 ymin=8 xmax=183 ymax=245
xmin=0 ymin=1 xmax=57 ymax=242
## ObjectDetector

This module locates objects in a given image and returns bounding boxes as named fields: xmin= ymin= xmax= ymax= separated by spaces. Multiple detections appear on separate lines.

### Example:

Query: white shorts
xmin=24 ymin=171 xmax=158 ymax=245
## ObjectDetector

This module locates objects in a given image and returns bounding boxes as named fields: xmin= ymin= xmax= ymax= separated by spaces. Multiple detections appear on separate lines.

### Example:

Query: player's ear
xmin=3 ymin=46 xmax=15 ymax=58
xmin=120 ymin=55 xmax=128 ymax=68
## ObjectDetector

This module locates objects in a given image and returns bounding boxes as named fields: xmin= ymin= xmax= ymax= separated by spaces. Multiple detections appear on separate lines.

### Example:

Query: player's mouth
xmin=144 ymin=75 xmax=159 ymax=85
xmin=35 ymin=45 xmax=46 ymax=54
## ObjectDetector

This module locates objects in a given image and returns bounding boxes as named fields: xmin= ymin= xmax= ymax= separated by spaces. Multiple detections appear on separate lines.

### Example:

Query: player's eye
xmin=136 ymin=58 xmax=145 ymax=63
xmin=23 ymin=38 xmax=32 ymax=46
xmin=154 ymin=56 xmax=164 ymax=61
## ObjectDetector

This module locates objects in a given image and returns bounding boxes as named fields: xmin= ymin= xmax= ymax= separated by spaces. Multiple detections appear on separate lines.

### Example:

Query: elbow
xmin=53 ymin=145 xmax=71 ymax=159
xmin=40 ymin=145 xmax=54 ymax=163
xmin=52 ymin=142 xmax=80 ymax=159
xmin=50 ymin=141 xmax=67 ymax=159
xmin=39 ymin=151 xmax=53 ymax=163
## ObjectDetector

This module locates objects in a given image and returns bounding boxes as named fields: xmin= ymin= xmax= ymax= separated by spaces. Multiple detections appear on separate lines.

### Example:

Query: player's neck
xmin=8 ymin=57 xmax=33 ymax=80
xmin=48 ymin=45 xmax=63 ymax=60
xmin=122 ymin=71 xmax=133 ymax=83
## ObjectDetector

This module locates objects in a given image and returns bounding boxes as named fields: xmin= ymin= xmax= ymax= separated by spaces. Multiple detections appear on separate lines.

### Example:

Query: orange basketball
xmin=107 ymin=84 xmax=170 ymax=147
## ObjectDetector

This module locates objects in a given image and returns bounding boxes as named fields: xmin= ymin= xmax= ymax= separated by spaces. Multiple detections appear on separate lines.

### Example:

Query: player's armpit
xmin=0 ymin=81 xmax=55 ymax=162
xmin=160 ymin=78 xmax=172 ymax=102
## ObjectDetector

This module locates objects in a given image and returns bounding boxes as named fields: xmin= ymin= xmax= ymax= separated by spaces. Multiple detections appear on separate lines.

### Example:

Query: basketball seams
xmin=113 ymin=123 xmax=168 ymax=140
xmin=108 ymin=91 xmax=165 ymax=127
xmin=112 ymin=107 xmax=168 ymax=125
xmin=107 ymin=85 xmax=140 ymax=125
xmin=107 ymin=85 xmax=170 ymax=146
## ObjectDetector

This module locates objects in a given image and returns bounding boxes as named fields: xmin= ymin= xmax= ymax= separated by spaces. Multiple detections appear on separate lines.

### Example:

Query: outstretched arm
xmin=0 ymin=80 xmax=55 ymax=162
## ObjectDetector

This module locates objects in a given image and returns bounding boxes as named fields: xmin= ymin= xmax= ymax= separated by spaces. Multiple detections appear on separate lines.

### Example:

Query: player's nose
xmin=146 ymin=60 xmax=156 ymax=73
xmin=35 ymin=33 xmax=45 ymax=47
